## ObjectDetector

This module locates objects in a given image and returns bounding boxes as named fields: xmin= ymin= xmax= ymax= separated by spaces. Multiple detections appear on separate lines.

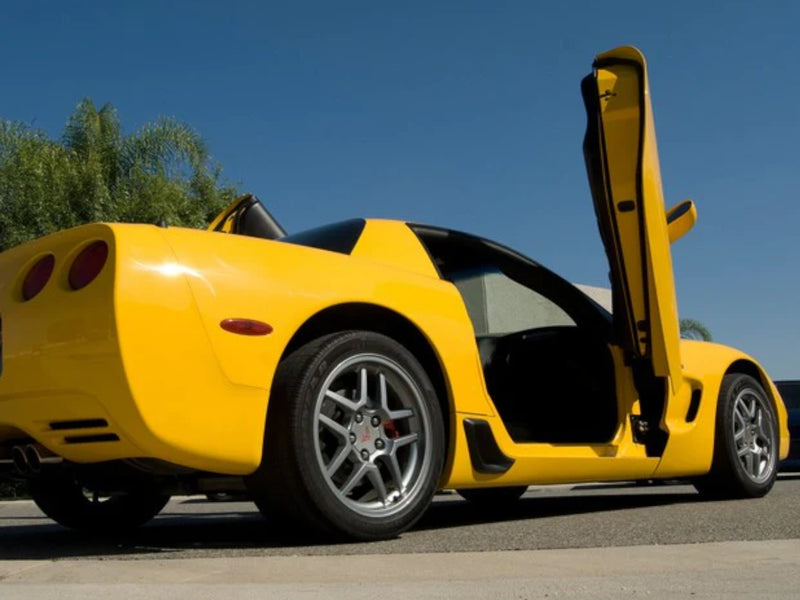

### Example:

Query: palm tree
xmin=680 ymin=318 xmax=712 ymax=341
xmin=0 ymin=98 xmax=237 ymax=251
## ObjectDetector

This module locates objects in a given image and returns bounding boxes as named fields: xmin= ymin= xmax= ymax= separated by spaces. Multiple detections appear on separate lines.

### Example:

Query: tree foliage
xmin=0 ymin=99 xmax=238 ymax=251
xmin=680 ymin=318 xmax=713 ymax=341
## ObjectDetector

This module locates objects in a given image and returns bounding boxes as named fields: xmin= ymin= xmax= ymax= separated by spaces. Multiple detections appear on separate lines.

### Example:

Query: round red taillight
xmin=22 ymin=255 xmax=56 ymax=301
xmin=69 ymin=241 xmax=108 ymax=290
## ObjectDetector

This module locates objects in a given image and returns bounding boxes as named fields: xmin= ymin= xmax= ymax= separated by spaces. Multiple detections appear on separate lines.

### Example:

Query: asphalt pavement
xmin=1 ymin=476 xmax=799 ymax=598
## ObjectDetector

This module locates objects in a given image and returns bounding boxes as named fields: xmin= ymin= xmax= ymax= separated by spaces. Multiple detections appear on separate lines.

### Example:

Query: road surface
xmin=1 ymin=476 xmax=798 ymax=598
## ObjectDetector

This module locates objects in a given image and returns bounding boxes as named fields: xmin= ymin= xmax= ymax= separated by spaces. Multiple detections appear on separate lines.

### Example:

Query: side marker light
xmin=220 ymin=318 xmax=273 ymax=336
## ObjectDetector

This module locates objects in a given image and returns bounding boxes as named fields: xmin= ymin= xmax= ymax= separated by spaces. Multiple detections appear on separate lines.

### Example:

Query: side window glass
xmin=450 ymin=267 xmax=575 ymax=336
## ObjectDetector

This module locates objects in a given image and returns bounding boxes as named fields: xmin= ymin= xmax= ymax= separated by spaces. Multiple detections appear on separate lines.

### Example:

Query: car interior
xmin=412 ymin=225 xmax=619 ymax=444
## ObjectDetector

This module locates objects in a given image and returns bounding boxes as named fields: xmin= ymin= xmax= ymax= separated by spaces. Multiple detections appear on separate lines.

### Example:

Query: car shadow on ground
xmin=0 ymin=486 xmax=703 ymax=560
xmin=415 ymin=487 xmax=697 ymax=533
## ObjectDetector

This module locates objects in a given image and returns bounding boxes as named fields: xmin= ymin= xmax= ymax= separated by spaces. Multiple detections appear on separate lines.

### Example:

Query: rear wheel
xmin=694 ymin=374 xmax=778 ymax=498
xmin=28 ymin=474 xmax=170 ymax=532
xmin=247 ymin=331 xmax=445 ymax=540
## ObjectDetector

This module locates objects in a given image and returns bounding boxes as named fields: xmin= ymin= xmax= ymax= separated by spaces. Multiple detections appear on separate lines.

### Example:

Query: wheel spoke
xmin=378 ymin=372 xmax=389 ymax=411
xmin=744 ymin=398 xmax=756 ymax=420
xmin=383 ymin=454 xmax=405 ymax=494
xmin=733 ymin=404 xmax=746 ymax=425
xmin=744 ymin=451 xmax=756 ymax=477
xmin=358 ymin=367 xmax=369 ymax=404
xmin=378 ymin=373 xmax=414 ymax=421
xmin=365 ymin=464 xmax=388 ymax=503
xmin=326 ymin=445 xmax=352 ymax=477
xmin=319 ymin=414 xmax=349 ymax=439
xmin=737 ymin=444 xmax=750 ymax=457
xmin=325 ymin=389 xmax=361 ymax=413
xmin=339 ymin=462 xmax=370 ymax=497
xmin=389 ymin=408 xmax=414 ymax=421
xmin=753 ymin=448 xmax=765 ymax=476
xmin=394 ymin=432 xmax=419 ymax=448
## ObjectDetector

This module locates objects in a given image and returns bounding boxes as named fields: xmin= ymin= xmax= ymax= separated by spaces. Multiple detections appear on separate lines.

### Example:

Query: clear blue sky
xmin=2 ymin=1 xmax=798 ymax=378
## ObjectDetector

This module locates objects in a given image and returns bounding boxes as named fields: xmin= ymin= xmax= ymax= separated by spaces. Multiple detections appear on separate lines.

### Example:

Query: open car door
xmin=582 ymin=46 xmax=683 ymax=395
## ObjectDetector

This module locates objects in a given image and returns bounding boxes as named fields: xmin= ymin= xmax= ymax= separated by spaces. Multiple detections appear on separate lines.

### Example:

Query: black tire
xmin=457 ymin=486 xmax=528 ymax=506
xmin=28 ymin=474 xmax=170 ymax=532
xmin=246 ymin=331 xmax=445 ymax=540
xmin=694 ymin=374 xmax=779 ymax=499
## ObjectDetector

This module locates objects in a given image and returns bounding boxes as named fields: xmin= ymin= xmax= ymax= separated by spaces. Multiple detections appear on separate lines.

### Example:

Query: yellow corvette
xmin=0 ymin=47 xmax=789 ymax=540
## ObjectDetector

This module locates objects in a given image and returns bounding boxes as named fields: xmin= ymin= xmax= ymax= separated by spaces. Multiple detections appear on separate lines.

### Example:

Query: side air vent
xmin=50 ymin=419 xmax=108 ymax=431
xmin=462 ymin=418 xmax=515 ymax=474
xmin=685 ymin=389 xmax=702 ymax=423
xmin=63 ymin=433 xmax=119 ymax=444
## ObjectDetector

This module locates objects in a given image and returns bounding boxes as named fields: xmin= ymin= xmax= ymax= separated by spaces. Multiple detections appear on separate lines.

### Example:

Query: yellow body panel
xmin=0 ymin=46 xmax=788 ymax=494
xmin=666 ymin=200 xmax=698 ymax=244
xmin=0 ymin=221 xmax=494 ymax=476
xmin=654 ymin=340 xmax=789 ymax=477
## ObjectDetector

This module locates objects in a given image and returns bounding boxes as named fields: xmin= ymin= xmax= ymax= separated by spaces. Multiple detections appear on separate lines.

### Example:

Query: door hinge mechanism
xmin=631 ymin=415 xmax=650 ymax=444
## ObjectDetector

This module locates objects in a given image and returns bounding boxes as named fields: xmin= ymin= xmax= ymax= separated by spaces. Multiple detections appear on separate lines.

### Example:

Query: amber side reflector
xmin=69 ymin=241 xmax=108 ymax=290
xmin=22 ymin=255 xmax=56 ymax=301
xmin=220 ymin=318 xmax=273 ymax=336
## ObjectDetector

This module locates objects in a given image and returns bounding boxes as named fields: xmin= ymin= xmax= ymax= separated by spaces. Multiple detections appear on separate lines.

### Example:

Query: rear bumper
xmin=0 ymin=224 xmax=269 ymax=475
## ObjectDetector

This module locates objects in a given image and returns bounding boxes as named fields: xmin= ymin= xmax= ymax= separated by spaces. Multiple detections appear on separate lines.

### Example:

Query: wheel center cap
xmin=351 ymin=417 xmax=384 ymax=455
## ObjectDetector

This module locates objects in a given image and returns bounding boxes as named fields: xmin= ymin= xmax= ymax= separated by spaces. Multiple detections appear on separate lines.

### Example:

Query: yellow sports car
xmin=0 ymin=47 xmax=789 ymax=540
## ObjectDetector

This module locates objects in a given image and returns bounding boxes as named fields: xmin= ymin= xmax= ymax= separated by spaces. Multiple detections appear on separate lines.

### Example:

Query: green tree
xmin=0 ymin=99 xmax=238 ymax=251
xmin=680 ymin=318 xmax=712 ymax=341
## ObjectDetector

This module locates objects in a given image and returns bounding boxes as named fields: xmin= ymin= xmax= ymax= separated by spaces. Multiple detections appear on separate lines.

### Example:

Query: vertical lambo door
xmin=582 ymin=45 xmax=684 ymax=457
xmin=583 ymin=46 xmax=781 ymax=495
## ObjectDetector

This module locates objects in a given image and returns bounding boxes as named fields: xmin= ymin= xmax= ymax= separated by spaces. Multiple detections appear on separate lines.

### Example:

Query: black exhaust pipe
xmin=24 ymin=445 xmax=42 ymax=474
xmin=9 ymin=444 xmax=63 ymax=475
xmin=11 ymin=446 xmax=28 ymax=475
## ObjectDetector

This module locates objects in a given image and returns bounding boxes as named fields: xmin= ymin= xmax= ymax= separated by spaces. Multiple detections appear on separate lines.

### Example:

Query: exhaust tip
xmin=24 ymin=445 xmax=42 ymax=474
xmin=11 ymin=446 xmax=28 ymax=475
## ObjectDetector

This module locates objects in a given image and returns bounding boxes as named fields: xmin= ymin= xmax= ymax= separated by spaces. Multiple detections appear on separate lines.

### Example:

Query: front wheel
xmin=694 ymin=374 xmax=779 ymax=498
xmin=247 ymin=331 xmax=445 ymax=540
xmin=28 ymin=474 xmax=170 ymax=532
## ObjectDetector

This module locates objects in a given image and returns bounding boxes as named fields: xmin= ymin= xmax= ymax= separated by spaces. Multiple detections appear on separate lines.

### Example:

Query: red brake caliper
xmin=384 ymin=420 xmax=399 ymax=439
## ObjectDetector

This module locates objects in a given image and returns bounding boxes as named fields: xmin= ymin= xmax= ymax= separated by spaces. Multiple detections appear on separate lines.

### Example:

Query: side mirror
xmin=666 ymin=199 xmax=697 ymax=243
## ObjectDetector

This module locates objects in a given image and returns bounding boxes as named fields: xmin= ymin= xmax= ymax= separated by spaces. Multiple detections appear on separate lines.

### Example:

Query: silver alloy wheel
xmin=313 ymin=353 xmax=433 ymax=518
xmin=732 ymin=387 xmax=776 ymax=484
